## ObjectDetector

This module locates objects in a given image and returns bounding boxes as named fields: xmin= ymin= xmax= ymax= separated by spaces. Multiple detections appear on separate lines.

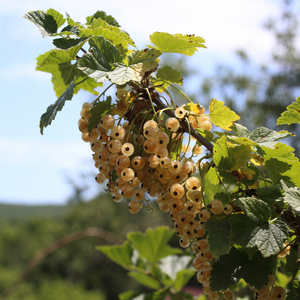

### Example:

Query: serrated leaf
xmin=36 ymin=49 xmax=75 ymax=70
xmin=128 ymin=271 xmax=161 ymax=289
xmin=258 ymin=143 xmax=300 ymax=186
xmin=282 ymin=182 xmax=300 ymax=213
xmin=209 ymin=99 xmax=240 ymax=131
xmin=230 ymin=197 xmax=289 ymax=257
xmin=24 ymin=9 xmax=66 ymax=37
xmin=40 ymin=81 xmax=75 ymax=134
xmin=205 ymin=166 xmax=220 ymax=185
xmin=107 ymin=63 xmax=142 ymax=85
xmin=286 ymin=247 xmax=300 ymax=277
xmin=210 ymin=247 xmax=274 ymax=290
xmin=213 ymin=135 xmax=252 ymax=184
xmin=78 ymin=36 xmax=123 ymax=83
xmin=277 ymin=97 xmax=300 ymax=125
xmin=287 ymin=280 xmax=300 ymax=300
xmin=52 ymin=37 xmax=87 ymax=50
xmin=153 ymin=65 xmax=182 ymax=92
xmin=87 ymin=96 xmax=112 ymax=133
xmin=127 ymin=227 xmax=181 ymax=264
xmin=97 ymin=240 xmax=133 ymax=270
xmin=256 ymin=185 xmax=283 ymax=205
xmin=86 ymin=10 xmax=121 ymax=27
xmin=149 ymin=32 xmax=206 ymax=56
xmin=205 ymin=215 xmax=231 ymax=257
xmin=184 ymin=103 xmax=202 ymax=114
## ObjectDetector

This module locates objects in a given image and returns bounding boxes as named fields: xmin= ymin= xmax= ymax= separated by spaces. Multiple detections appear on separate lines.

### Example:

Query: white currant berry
xmin=165 ymin=117 xmax=180 ymax=132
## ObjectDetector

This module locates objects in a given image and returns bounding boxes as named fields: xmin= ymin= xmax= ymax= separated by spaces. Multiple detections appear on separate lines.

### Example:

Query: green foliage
xmin=210 ymin=247 xmax=274 ymax=290
xmin=209 ymin=98 xmax=240 ymax=130
xmin=277 ymin=97 xmax=300 ymax=126
xmin=88 ymin=96 xmax=112 ymax=133
xmin=149 ymin=32 xmax=206 ymax=56
xmin=40 ymin=81 xmax=75 ymax=134
xmin=98 ymin=226 xmax=195 ymax=300
xmin=26 ymin=6 xmax=300 ymax=300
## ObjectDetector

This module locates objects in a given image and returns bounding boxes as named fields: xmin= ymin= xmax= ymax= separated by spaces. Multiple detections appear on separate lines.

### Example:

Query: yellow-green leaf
xmin=149 ymin=32 xmax=206 ymax=56
xmin=209 ymin=98 xmax=240 ymax=130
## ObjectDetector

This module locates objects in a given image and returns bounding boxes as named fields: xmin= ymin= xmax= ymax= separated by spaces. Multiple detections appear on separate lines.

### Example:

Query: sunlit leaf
xmin=277 ymin=97 xmax=300 ymax=125
xmin=209 ymin=98 xmax=240 ymax=131
xmin=149 ymin=32 xmax=206 ymax=56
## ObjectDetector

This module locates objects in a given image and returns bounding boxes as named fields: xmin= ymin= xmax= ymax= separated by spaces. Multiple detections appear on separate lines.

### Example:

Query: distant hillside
xmin=0 ymin=202 xmax=69 ymax=221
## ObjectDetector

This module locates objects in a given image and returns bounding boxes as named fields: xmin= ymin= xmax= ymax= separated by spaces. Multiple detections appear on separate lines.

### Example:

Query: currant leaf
xmin=277 ymin=97 xmax=300 ymax=125
xmin=40 ymin=81 xmax=75 ymax=134
xmin=209 ymin=98 xmax=240 ymax=131
xmin=149 ymin=32 xmax=206 ymax=56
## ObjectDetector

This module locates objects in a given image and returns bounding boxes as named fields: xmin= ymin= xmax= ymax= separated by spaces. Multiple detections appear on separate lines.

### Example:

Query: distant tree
xmin=199 ymin=0 xmax=300 ymax=153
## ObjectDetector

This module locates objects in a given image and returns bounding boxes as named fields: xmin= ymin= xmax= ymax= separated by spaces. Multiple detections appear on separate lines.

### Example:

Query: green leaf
xmin=287 ymin=280 xmax=300 ymax=300
xmin=196 ymin=128 xmax=215 ymax=143
xmin=173 ymin=269 xmax=195 ymax=291
xmin=258 ymin=143 xmax=300 ymax=186
xmin=153 ymin=65 xmax=182 ymax=91
xmin=87 ymin=96 xmax=112 ymax=133
xmin=52 ymin=37 xmax=87 ymax=50
xmin=24 ymin=9 xmax=66 ymax=37
xmin=230 ymin=197 xmax=289 ymax=257
xmin=86 ymin=10 xmax=121 ymax=27
xmin=118 ymin=291 xmax=143 ymax=300
xmin=40 ymin=81 xmax=75 ymax=134
xmin=210 ymin=247 xmax=274 ymax=290
xmin=169 ymin=291 xmax=194 ymax=300
xmin=213 ymin=135 xmax=253 ymax=184
xmin=107 ymin=63 xmax=143 ymax=85
xmin=281 ymin=182 xmax=300 ymax=213
xmin=209 ymin=99 xmax=240 ymax=130
xmin=36 ymin=49 xmax=75 ymax=70
xmin=128 ymin=271 xmax=161 ymax=289
xmin=286 ymin=247 xmax=300 ymax=277
xmin=127 ymin=227 xmax=181 ymax=264
xmin=277 ymin=97 xmax=300 ymax=125
xmin=149 ymin=32 xmax=206 ymax=56
xmin=256 ymin=185 xmax=283 ymax=206
xmin=205 ymin=166 xmax=220 ymax=185
xmin=78 ymin=36 xmax=123 ymax=83
xmin=96 ymin=240 xmax=133 ymax=270
xmin=205 ymin=215 xmax=231 ymax=257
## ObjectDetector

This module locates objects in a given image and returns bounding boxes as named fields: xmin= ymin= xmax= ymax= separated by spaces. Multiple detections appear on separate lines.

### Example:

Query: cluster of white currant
xmin=78 ymin=96 xmax=287 ymax=300
xmin=254 ymin=275 xmax=287 ymax=300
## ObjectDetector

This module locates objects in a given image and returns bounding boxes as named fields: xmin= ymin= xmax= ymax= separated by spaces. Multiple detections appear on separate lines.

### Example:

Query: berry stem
xmin=152 ymin=94 xmax=214 ymax=152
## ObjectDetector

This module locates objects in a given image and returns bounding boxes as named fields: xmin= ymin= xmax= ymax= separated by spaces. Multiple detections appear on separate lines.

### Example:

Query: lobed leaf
xmin=209 ymin=98 xmax=240 ymax=130
xmin=39 ymin=81 xmax=75 ymax=134
xmin=87 ymin=96 xmax=112 ymax=133
xmin=277 ymin=97 xmax=300 ymax=125
xmin=24 ymin=9 xmax=66 ymax=37
xmin=153 ymin=65 xmax=182 ymax=92
xmin=127 ymin=227 xmax=181 ymax=264
xmin=205 ymin=215 xmax=232 ymax=257
xmin=128 ymin=271 xmax=161 ymax=289
xmin=149 ymin=32 xmax=206 ymax=56
xmin=86 ymin=10 xmax=121 ymax=27
xmin=210 ymin=247 xmax=274 ymax=290
xmin=230 ymin=197 xmax=289 ymax=257
xmin=281 ymin=181 xmax=300 ymax=213
xmin=287 ymin=280 xmax=300 ymax=300
xmin=96 ymin=240 xmax=133 ymax=270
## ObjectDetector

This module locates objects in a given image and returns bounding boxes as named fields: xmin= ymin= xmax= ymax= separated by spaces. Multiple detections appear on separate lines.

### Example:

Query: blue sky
xmin=0 ymin=0 xmax=293 ymax=205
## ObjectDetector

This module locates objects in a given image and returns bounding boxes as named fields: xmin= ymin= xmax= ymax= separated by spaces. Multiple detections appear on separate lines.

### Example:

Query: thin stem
xmin=94 ymin=83 xmax=114 ymax=103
